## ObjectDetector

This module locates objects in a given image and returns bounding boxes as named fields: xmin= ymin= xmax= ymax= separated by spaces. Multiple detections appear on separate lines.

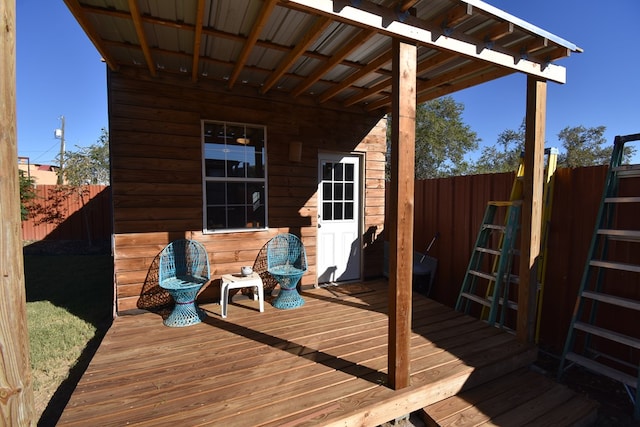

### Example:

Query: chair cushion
xmin=160 ymin=275 xmax=208 ymax=290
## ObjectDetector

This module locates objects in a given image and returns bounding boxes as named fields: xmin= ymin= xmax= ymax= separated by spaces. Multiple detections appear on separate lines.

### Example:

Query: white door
xmin=317 ymin=154 xmax=361 ymax=283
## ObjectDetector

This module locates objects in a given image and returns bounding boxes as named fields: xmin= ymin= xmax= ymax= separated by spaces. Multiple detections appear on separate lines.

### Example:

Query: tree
xmin=473 ymin=120 xmax=525 ymax=174
xmin=58 ymin=128 xmax=110 ymax=185
xmin=386 ymin=96 xmax=480 ymax=179
xmin=557 ymin=125 xmax=634 ymax=167
xmin=19 ymin=170 xmax=36 ymax=221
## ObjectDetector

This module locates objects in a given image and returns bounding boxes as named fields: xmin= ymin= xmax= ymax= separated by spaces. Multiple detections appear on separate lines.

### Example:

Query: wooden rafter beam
xmin=284 ymin=0 xmax=568 ymax=83
xmin=191 ymin=0 xmax=205 ymax=82
xmin=484 ymin=21 xmax=514 ymax=43
xmin=343 ymin=50 xmax=456 ymax=107
xmin=524 ymin=37 xmax=549 ymax=54
xmin=63 ymin=0 xmax=119 ymax=71
xmin=343 ymin=77 xmax=390 ymax=107
xmin=291 ymin=28 xmax=377 ymax=97
xmin=442 ymin=3 xmax=473 ymax=30
xmin=228 ymin=0 xmax=278 ymax=89
xmin=261 ymin=16 xmax=332 ymax=94
xmin=416 ymin=67 xmax=512 ymax=104
xmin=396 ymin=0 xmax=418 ymax=13
xmin=75 ymin=3 xmax=380 ymax=80
xmin=366 ymin=63 xmax=513 ymax=112
xmin=319 ymin=49 xmax=392 ymax=103
xmin=127 ymin=0 xmax=156 ymax=76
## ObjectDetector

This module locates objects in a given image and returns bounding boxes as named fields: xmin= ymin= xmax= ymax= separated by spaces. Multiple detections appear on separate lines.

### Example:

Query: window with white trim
xmin=202 ymin=121 xmax=267 ymax=232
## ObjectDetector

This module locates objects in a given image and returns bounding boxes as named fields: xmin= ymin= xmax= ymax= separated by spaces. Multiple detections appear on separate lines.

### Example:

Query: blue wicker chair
xmin=267 ymin=233 xmax=307 ymax=309
xmin=159 ymin=239 xmax=210 ymax=327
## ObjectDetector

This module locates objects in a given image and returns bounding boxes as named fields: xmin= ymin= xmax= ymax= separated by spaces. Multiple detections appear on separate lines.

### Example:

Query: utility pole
xmin=55 ymin=115 xmax=65 ymax=184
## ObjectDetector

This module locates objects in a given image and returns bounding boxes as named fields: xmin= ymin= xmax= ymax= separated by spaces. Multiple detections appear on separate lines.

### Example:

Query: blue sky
xmin=16 ymin=1 xmax=640 ymax=166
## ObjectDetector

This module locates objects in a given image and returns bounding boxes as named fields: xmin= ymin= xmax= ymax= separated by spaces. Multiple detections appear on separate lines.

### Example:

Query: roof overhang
xmin=65 ymin=0 xmax=581 ymax=113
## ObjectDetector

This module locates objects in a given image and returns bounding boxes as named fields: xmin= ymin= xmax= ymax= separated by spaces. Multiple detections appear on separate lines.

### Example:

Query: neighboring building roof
xmin=65 ymin=0 xmax=581 ymax=112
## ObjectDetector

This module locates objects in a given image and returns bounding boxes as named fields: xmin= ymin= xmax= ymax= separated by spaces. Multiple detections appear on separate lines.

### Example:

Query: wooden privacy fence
xmin=22 ymin=185 xmax=112 ymax=242
xmin=389 ymin=165 xmax=639 ymax=354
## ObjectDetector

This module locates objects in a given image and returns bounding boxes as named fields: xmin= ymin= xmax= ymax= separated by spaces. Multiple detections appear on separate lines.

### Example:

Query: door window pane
xmin=345 ymin=183 xmax=354 ymax=201
xmin=323 ymin=182 xmax=332 ymax=200
xmin=345 ymin=163 xmax=354 ymax=181
xmin=345 ymin=202 xmax=354 ymax=220
xmin=334 ymin=202 xmax=343 ymax=220
xmin=334 ymin=183 xmax=343 ymax=200
xmin=323 ymin=202 xmax=332 ymax=220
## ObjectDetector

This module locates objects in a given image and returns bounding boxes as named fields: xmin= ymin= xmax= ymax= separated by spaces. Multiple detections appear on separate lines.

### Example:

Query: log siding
xmin=109 ymin=68 xmax=387 ymax=313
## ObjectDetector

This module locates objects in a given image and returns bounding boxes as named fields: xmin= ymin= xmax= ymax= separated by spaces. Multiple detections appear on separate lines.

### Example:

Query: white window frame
xmin=201 ymin=120 xmax=268 ymax=233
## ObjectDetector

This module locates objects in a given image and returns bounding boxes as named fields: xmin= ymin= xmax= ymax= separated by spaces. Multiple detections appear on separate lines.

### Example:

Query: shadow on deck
xmin=57 ymin=279 xmax=597 ymax=426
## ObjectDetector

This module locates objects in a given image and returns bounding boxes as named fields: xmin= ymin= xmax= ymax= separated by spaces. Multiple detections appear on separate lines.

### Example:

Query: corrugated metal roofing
xmin=65 ymin=0 xmax=581 ymax=112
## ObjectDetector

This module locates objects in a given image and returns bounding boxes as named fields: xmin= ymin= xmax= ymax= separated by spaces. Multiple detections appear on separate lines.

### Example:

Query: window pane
xmin=226 ymin=145 xmax=247 ymax=177
xmin=205 ymin=157 xmax=225 ymax=177
xmin=227 ymin=206 xmax=246 ymax=228
xmin=333 ymin=202 xmax=343 ymax=220
xmin=345 ymin=183 xmax=354 ymax=201
xmin=323 ymin=182 xmax=332 ymax=200
xmin=207 ymin=207 xmax=227 ymax=229
xmin=345 ymin=202 xmax=354 ymax=220
xmin=227 ymin=183 xmax=245 ymax=204
xmin=247 ymin=183 xmax=265 ymax=207
xmin=204 ymin=122 xmax=225 ymax=144
xmin=334 ymin=183 xmax=343 ymax=200
xmin=323 ymin=202 xmax=332 ymax=221
xmin=247 ymin=183 xmax=265 ymax=227
xmin=322 ymin=163 xmax=333 ymax=180
xmin=334 ymin=163 xmax=343 ymax=181
xmin=345 ymin=163 xmax=354 ymax=181
xmin=206 ymin=182 xmax=225 ymax=205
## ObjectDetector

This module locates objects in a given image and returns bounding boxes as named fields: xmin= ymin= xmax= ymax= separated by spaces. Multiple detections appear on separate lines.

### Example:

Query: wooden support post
xmin=517 ymin=76 xmax=546 ymax=343
xmin=388 ymin=38 xmax=416 ymax=389
xmin=0 ymin=1 xmax=36 ymax=424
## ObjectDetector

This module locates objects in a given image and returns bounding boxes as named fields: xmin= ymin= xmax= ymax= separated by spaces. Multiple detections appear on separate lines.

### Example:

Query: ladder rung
xmin=598 ymin=229 xmax=640 ymax=242
xmin=605 ymin=196 xmax=640 ymax=204
xmin=573 ymin=321 xmax=640 ymax=350
xmin=469 ymin=270 xmax=496 ymax=281
xmin=590 ymin=259 xmax=640 ymax=273
xmin=564 ymin=352 xmax=638 ymax=388
xmin=612 ymin=164 xmax=640 ymax=178
xmin=482 ymin=224 xmax=506 ymax=231
xmin=582 ymin=290 xmax=640 ymax=311
xmin=475 ymin=247 xmax=501 ymax=256
xmin=488 ymin=200 xmax=521 ymax=207
xmin=460 ymin=292 xmax=492 ymax=307
xmin=487 ymin=296 xmax=518 ymax=311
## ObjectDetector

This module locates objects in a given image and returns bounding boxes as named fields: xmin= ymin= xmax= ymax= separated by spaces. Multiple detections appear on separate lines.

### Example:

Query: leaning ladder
xmin=455 ymin=200 xmax=521 ymax=327
xmin=461 ymin=149 xmax=558 ymax=331
xmin=482 ymin=149 xmax=558 ymax=331
xmin=477 ymin=154 xmax=526 ymax=328
xmin=558 ymin=133 xmax=640 ymax=420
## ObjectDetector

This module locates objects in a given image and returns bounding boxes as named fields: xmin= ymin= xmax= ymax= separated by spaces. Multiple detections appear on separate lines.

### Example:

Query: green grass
xmin=24 ymin=253 xmax=113 ymax=422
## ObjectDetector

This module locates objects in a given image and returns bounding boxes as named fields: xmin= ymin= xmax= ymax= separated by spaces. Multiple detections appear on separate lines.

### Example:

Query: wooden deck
xmin=57 ymin=280 xmax=595 ymax=426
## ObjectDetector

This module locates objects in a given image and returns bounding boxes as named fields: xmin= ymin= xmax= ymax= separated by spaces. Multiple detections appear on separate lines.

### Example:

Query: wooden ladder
xmin=558 ymin=133 xmax=640 ymax=420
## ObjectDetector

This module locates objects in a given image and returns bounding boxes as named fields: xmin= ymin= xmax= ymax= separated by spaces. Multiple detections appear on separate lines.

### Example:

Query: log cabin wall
xmin=108 ymin=68 xmax=387 ymax=313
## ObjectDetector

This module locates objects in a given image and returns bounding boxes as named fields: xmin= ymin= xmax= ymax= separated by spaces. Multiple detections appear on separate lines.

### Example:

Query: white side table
xmin=220 ymin=272 xmax=264 ymax=318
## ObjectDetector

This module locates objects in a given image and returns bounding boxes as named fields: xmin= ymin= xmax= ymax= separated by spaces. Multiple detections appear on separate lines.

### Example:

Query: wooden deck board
xmin=58 ymin=279 xmax=592 ymax=426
